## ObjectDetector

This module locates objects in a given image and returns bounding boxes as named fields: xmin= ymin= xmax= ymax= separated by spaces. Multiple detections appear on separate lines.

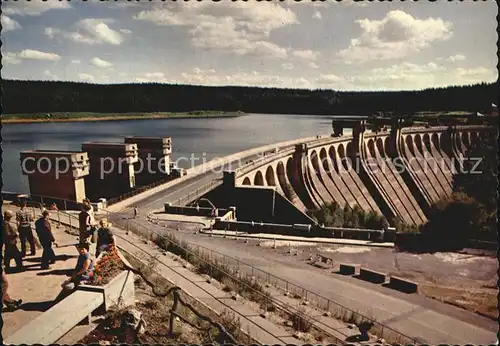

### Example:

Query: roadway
xmin=105 ymin=139 xmax=497 ymax=344
xmin=110 ymin=215 xmax=497 ymax=344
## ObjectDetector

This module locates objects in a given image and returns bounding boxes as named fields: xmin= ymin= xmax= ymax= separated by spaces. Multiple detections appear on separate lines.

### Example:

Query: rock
xmin=377 ymin=338 xmax=386 ymax=344
xmin=260 ymin=312 xmax=268 ymax=319
xmin=347 ymin=323 xmax=355 ymax=329
xmin=231 ymin=294 xmax=240 ymax=301
xmin=323 ymin=311 xmax=331 ymax=317
xmin=293 ymin=332 xmax=303 ymax=340
xmin=120 ymin=308 xmax=146 ymax=336
xmin=99 ymin=341 xmax=111 ymax=345
xmin=265 ymin=283 xmax=271 ymax=288
xmin=284 ymin=320 xmax=294 ymax=327
xmin=302 ymin=300 xmax=309 ymax=306
xmin=283 ymin=291 xmax=289 ymax=296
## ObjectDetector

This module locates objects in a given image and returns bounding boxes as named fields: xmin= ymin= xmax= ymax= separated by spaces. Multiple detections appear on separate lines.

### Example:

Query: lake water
xmin=2 ymin=113 xmax=346 ymax=193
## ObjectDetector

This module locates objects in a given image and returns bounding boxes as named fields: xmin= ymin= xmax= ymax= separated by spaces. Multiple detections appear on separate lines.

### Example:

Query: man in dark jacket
xmin=16 ymin=201 xmax=36 ymax=257
xmin=35 ymin=210 xmax=58 ymax=269
xmin=3 ymin=210 xmax=23 ymax=273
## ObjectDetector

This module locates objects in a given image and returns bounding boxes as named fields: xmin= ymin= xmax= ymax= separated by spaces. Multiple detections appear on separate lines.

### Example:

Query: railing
xmin=121 ymin=217 xmax=347 ymax=344
xmin=7 ymin=191 xmax=417 ymax=343
xmin=107 ymin=176 xmax=177 ymax=206
xmin=125 ymin=214 xmax=417 ymax=344
xmin=170 ymin=180 xmax=223 ymax=206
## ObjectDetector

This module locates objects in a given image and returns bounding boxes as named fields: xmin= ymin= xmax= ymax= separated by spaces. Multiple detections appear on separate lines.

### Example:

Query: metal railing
xmin=107 ymin=176 xmax=177 ymax=206
xmin=129 ymin=214 xmax=417 ymax=344
xmin=122 ymin=217 xmax=347 ymax=344
xmin=170 ymin=180 xmax=223 ymax=206
xmin=7 ymin=191 xmax=417 ymax=343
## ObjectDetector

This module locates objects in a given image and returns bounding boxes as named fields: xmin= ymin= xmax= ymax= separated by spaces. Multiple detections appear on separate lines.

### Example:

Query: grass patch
xmin=420 ymin=284 xmax=498 ymax=320
xmin=2 ymin=111 xmax=244 ymax=123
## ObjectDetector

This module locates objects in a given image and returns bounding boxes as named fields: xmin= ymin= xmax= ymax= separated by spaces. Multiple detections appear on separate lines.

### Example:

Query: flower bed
xmin=89 ymin=247 xmax=126 ymax=286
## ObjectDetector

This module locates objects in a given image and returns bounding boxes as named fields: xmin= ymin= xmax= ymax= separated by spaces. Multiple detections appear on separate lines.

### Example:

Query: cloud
xmin=316 ymin=74 xmax=344 ymax=85
xmin=3 ymin=0 xmax=71 ymax=16
xmin=446 ymin=54 xmax=466 ymax=62
xmin=293 ymin=50 xmax=320 ymax=61
xmin=308 ymin=62 xmax=319 ymax=69
xmin=3 ymin=52 xmax=21 ymax=65
xmin=135 ymin=2 xmax=296 ymax=59
xmin=43 ymin=70 xmax=58 ymax=80
xmin=17 ymin=49 xmax=61 ymax=61
xmin=337 ymin=62 xmax=496 ymax=90
xmin=338 ymin=10 xmax=453 ymax=63
xmin=282 ymin=63 xmax=294 ymax=70
xmin=313 ymin=10 xmax=322 ymax=19
xmin=91 ymin=57 xmax=113 ymax=68
xmin=174 ymin=68 xmax=313 ymax=89
xmin=453 ymin=66 xmax=497 ymax=84
xmin=1 ymin=15 xmax=21 ymax=32
xmin=71 ymin=59 xmax=81 ymax=64
xmin=120 ymin=29 xmax=132 ymax=34
xmin=78 ymin=73 xmax=97 ymax=83
xmin=45 ymin=18 xmax=125 ymax=45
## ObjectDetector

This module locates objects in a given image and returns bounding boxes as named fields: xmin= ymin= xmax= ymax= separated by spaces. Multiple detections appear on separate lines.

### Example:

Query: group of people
xmin=2 ymin=198 xmax=116 ymax=310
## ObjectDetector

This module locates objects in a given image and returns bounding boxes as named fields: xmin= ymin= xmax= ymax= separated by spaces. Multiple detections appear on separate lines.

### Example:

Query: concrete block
xmin=388 ymin=276 xmax=419 ymax=293
xmin=5 ymin=290 xmax=104 ymax=345
xmin=339 ymin=263 xmax=360 ymax=275
xmin=359 ymin=268 xmax=388 ymax=284
xmin=102 ymin=270 xmax=135 ymax=310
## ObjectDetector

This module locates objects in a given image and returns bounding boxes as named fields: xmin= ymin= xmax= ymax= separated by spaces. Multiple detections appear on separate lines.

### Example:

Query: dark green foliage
xmin=308 ymin=202 xmax=389 ymax=229
xmin=422 ymin=129 xmax=498 ymax=249
xmin=2 ymin=80 xmax=495 ymax=114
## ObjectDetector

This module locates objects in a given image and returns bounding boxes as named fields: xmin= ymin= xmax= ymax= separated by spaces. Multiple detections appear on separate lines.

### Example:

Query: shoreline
xmin=2 ymin=112 xmax=245 ymax=124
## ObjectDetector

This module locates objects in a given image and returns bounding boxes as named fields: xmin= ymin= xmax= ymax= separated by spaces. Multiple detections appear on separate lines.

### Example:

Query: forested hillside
xmin=2 ymin=80 xmax=496 ymax=115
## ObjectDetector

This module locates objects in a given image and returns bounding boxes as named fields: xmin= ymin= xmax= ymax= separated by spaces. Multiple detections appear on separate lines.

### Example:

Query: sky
xmin=1 ymin=0 xmax=498 ymax=91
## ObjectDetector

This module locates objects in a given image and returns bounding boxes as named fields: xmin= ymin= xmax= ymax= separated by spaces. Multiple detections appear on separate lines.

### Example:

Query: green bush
xmin=309 ymin=202 xmax=390 ymax=230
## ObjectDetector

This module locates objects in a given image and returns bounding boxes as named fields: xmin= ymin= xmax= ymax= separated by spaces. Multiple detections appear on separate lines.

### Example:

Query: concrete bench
xmin=4 ymin=290 xmax=104 ymax=345
xmin=338 ymin=263 xmax=360 ymax=275
xmin=359 ymin=268 xmax=388 ymax=284
xmin=388 ymin=276 xmax=419 ymax=293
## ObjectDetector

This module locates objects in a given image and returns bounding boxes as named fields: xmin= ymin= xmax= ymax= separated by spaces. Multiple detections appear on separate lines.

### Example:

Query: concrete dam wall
xmin=236 ymin=124 xmax=488 ymax=226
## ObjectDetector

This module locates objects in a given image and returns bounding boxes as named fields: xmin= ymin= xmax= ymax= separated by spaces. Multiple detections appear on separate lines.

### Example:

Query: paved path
xmin=114 ymin=214 xmax=497 ymax=345
xmin=30 ymin=203 xmax=498 ymax=344
xmin=48 ymin=210 xmax=359 ymax=344
xmin=32 ymin=206 xmax=498 ymax=344
xmin=1 ymin=203 xmax=79 ymax=340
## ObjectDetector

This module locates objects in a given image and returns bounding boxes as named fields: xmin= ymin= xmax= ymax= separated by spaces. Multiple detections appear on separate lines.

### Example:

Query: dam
xmin=15 ymin=114 xmax=495 ymax=230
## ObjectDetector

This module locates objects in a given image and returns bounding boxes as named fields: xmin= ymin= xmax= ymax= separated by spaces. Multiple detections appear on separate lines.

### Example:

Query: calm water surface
xmin=3 ymin=113 xmax=346 ymax=193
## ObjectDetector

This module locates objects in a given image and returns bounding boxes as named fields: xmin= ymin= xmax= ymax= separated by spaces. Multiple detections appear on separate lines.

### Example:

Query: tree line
xmin=2 ymin=79 xmax=496 ymax=115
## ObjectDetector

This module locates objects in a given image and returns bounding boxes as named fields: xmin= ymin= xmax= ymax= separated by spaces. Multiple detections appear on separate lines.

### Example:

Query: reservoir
xmin=3 ymin=113 xmax=348 ymax=193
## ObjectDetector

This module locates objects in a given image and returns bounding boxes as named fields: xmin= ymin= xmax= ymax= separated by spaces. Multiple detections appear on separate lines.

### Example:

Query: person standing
xmin=133 ymin=206 xmax=138 ymax=219
xmin=35 ymin=210 xmax=58 ymax=269
xmin=2 ymin=266 xmax=22 ymax=309
xmin=79 ymin=204 xmax=92 ymax=243
xmin=16 ymin=201 xmax=36 ymax=257
xmin=83 ymin=198 xmax=96 ymax=228
xmin=2 ymin=210 xmax=23 ymax=273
